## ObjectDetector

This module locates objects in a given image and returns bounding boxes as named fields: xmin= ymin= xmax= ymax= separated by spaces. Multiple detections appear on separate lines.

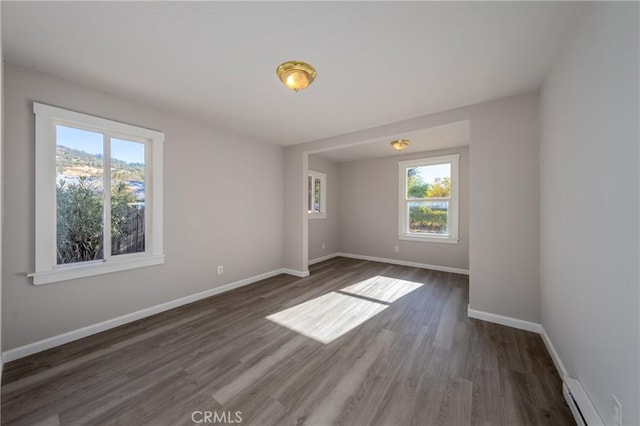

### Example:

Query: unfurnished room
xmin=0 ymin=2 xmax=638 ymax=426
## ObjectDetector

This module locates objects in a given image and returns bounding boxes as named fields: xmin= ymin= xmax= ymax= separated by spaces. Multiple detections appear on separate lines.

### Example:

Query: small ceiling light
xmin=276 ymin=61 xmax=317 ymax=92
xmin=390 ymin=139 xmax=411 ymax=151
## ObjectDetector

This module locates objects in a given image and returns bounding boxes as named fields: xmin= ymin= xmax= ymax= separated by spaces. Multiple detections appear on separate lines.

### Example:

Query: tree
xmin=56 ymin=176 xmax=104 ymax=264
xmin=56 ymin=177 xmax=141 ymax=264
xmin=407 ymin=168 xmax=430 ymax=198
xmin=409 ymin=204 xmax=448 ymax=232
xmin=111 ymin=181 xmax=138 ymax=242
xmin=426 ymin=177 xmax=450 ymax=198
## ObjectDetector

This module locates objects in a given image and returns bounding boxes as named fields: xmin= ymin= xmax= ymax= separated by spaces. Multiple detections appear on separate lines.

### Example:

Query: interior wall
xmin=0 ymin=3 xmax=4 ymax=369
xmin=285 ymin=91 xmax=540 ymax=323
xmin=468 ymin=93 xmax=540 ymax=323
xmin=337 ymin=147 xmax=469 ymax=270
xmin=3 ymin=64 xmax=285 ymax=351
xmin=540 ymin=3 xmax=639 ymax=425
xmin=307 ymin=155 xmax=339 ymax=262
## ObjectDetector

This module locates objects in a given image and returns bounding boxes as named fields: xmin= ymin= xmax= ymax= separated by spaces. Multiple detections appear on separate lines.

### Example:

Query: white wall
xmin=469 ymin=93 xmax=540 ymax=323
xmin=0 ymin=2 xmax=4 ymax=374
xmin=285 ymin=92 xmax=541 ymax=323
xmin=540 ymin=3 xmax=639 ymax=425
xmin=2 ymin=64 xmax=284 ymax=350
xmin=308 ymin=155 xmax=339 ymax=262
xmin=337 ymin=147 xmax=469 ymax=271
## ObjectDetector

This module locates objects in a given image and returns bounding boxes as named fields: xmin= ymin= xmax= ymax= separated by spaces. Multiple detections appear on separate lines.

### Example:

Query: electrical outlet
xmin=322 ymin=242 xmax=325 ymax=249
xmin=613 ymin=395 xmax=622 ymax=426
xmin=394 ymin=246 xmax=400 ymax=253
xmin=217 ymin=265 xmax=224 ymax=275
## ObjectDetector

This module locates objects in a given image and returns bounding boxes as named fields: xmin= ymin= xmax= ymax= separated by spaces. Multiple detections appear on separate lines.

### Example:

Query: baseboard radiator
xmin=562 ymin=377 xmax=603 ymax=426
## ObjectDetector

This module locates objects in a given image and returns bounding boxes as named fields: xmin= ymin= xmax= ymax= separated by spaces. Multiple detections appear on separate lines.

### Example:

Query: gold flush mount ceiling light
xmin=390 ymin=139 xmax=411 ymax=151
xmin=276 ymin=61 xmax=317 ymax=92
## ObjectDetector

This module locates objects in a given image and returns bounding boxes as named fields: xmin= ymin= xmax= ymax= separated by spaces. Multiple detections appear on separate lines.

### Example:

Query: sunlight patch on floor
xmin=339 ymin=275 xmax=423 ymax=303
xmin=266 ymin=275 xmax=422 ymax=344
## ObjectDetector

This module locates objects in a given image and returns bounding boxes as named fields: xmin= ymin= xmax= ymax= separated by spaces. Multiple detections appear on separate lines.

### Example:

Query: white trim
xmin=3 ymin=268 xmax=300 ymax=362
xmin=308 ymin=213 xmax=327 ymax=220
xmin=33 ymin=103 xmax=164 ymax=140
xmin=466 ymin=305 xmax=541 ymax=333
xmin=539 ymin=326 xmax=569 ymax=377
xmin=466 ymin=310 xmax=604 ymax=426
xmin=302 ymin=153 xmax=309 ymax=270
xmin=337 ymin=252 xmax=469 ymax=275
xmin=29 ymin=255 xmax=165 ymax=285
xmin=308 ymin=170 xmax=327 ymax=218
xmin=398 ymin=234 xmax=459 ymax=244
xmin=281 ymin=268 xmax=310 ymax=278
xmin=32 ymin=102 xmax=165 ymax=285
xmin=308 ymin=253 xmax=340 ymax=265
xmin=541 ymin=327 xmax=604 ymax=426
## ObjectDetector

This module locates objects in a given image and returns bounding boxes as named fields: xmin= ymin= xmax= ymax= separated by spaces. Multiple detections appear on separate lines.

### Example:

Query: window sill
xmin=398 ymin=234 xmax=459 ymax=244
xmin=29 ymin=254 xmax=165 ymax=285
xmin=309 ymin=213 xmax=327 ymax=220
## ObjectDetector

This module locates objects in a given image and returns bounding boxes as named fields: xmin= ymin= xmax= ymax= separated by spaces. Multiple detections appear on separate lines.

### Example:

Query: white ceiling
xmin=2 ymin=2 xmax=582 ymax=146
xmin=314 ymin=120 xmax=470 ymax=163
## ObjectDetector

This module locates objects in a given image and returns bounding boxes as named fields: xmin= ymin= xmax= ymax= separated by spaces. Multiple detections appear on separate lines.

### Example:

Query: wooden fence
xmin=112 ymin=206 xmax=145 ymax=255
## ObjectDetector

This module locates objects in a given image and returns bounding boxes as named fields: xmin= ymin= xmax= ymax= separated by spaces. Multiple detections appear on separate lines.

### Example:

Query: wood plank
xmin=1 ymin=257 xmax=574 ymax=426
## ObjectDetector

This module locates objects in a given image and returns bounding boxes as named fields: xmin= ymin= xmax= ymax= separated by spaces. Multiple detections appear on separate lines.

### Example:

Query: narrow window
xmin=308 ymin=170 xmax=327 ymax=219
xmin=110 ymin=137 xmax=146 ymax=256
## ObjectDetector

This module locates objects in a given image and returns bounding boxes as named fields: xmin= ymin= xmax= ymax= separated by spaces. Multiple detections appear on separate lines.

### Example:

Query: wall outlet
xmin=613 ymin=395 xmax=622 ymax=426
xmin=217 ymin=265 xmax=224 ymax=275
xmin=322 ymin=242 xmax=325 ymax=249
xmin=394 ymin=246 xmax=400 ymax=253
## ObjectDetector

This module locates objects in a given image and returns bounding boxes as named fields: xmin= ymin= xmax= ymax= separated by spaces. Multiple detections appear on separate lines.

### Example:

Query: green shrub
xmin=409 ymin=205 xmax=447 ymax=232
xmin=56 ymin=177 xmax=140 ymax=264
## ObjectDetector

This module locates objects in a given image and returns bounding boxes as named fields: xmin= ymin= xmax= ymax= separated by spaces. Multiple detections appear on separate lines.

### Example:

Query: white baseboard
xmin=2 ymin=268 xmax=298 ymax=362
xmin=308 ymin=253 xmax=340 ymax=265
xmin=281 ymin=268 xmax=310 ymax=277
xmin=468 ymin=309 xmax=603 ymax=425
xmin=337 ymin=252 xmax=469 ymax=275
xmin=541 ymin=326 xmax=603 ymax=426
xmin=467 ymin=305 xmax=541 ymax=333
xmin=539 ymin=326 xmax=569 ymax=378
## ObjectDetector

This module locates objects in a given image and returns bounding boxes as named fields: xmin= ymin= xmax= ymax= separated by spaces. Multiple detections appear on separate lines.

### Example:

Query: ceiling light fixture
xmin=276 ymin=61 xmax=317 ymax=92
xmin=390 ymin=139 xmax=411 ymax=151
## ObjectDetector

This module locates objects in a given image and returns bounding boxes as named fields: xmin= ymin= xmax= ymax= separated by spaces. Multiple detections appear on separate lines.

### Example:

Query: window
xmin=308 ymin=170 xmax=326 ymax=219
xmin=31 ymin=103 xmax=164 ymax=284
xmin=398 ymin=154 xmax=459 ymax=243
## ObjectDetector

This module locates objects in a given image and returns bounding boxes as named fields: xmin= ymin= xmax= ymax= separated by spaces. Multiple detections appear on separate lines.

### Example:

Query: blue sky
xmin=56 ymin=125 xmax=145 ymax=164
xmin=413 ymin=163 xmax=450 ymax=185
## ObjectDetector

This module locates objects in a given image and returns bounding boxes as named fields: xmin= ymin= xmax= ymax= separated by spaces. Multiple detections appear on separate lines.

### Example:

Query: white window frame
xmin=30 ymin=102 xmax=165 ymax=285
xmin=398 ymin=154 xmax=459 ymax=244
xmin=308 ymin=170 xmax=327 ymax=219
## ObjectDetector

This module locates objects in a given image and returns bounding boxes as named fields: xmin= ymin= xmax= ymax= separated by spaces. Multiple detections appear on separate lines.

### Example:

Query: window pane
xmin=314 ymin=178 xmax=321 ymax=212
xmin=408 ymin=200 xmax=448 ymax=235
xmin=407 ymin=163 xmax=451 ymax=199
xmin=56 ymin=125 xmax=104 ymax=264
xmin=111 ymin=138 xmax=146 ymax=255
xmin=308 ymin=176 xmax=313 ymax=212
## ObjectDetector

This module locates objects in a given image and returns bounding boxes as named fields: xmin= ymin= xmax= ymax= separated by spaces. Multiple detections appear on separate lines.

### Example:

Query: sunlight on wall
xmin=266 ymin=276 xmax=423 ymax=344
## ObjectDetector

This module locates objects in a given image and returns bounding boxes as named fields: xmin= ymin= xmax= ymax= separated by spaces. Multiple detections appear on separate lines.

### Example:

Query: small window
xmin=398 ymin=154 xmax=459 ymax=243
xmin=31 ymin=103 xmax=165 ymax=284
xmin=308 ymin=170 xmax=326 ymax=219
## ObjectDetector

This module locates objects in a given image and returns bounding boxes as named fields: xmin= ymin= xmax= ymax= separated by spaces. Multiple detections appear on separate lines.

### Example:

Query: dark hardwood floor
xmin=1 ymin=257 xmax=574 ymax=426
